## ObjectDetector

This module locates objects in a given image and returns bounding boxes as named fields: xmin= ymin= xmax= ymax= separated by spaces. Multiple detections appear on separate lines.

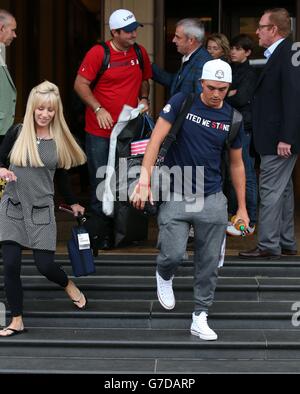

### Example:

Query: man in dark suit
xmin=239 ymin=8 xmax=300 ymax=259
xmin=152 ymin=18 xmax=212 ymax=96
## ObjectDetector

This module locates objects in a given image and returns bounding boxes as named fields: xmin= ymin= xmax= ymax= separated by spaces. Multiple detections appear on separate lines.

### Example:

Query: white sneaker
xmin=226 ymin=223 xmax=242 ymax=236
xmin=247 ymin=225 xmax=256 ymax=235
xmin=156 ymin=271 xmax=175 ymax=310
xmin=190 ymin=312 xmax=218 ymax=341
xmin=226 ymin=223 xmax=256 ymax=237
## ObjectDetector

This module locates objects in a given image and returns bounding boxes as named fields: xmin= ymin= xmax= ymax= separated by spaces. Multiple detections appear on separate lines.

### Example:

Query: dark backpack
xmin=227 ymin=108 xmax=243 ymax=148
xmin=222 ymin=108 xmax=244 ymax=192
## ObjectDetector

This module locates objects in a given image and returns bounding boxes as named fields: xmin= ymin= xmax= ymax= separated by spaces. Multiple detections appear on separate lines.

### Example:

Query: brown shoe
xmin=239 ymin=247 xmax=280 ymax=260
xmin=281 ymin=248 xmax=298 ymax=256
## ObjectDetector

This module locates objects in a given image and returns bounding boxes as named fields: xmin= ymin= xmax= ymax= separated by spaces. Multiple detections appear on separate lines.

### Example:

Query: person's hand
xmin=70 ymin=204 xmax=85 ymax=217
xmin=130 ymin=181 xmax=153 ymax=211
xmin=0 ymin=168 xmax=17 ymax=183
xmin=233 ymin=208 xmax=250 ymax=229
xmin=139 ymin=98 xmax=150 ymax=114
xmin=95 ymin=107 xmax=114 ymax=129
xmin=277 ymin=142 xmax=292 ymax=158
xmin=227 ymin=89 xmax=237 ymax=97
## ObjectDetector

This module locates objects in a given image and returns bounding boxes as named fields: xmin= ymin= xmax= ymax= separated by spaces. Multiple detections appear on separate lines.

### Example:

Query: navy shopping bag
xmin=67 ymin=225 xmax=96 ymax=277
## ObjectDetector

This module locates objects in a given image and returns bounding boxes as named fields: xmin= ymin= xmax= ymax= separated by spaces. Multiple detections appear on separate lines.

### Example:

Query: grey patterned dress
xmin=0 ymin=139 xmax=58 ymax=251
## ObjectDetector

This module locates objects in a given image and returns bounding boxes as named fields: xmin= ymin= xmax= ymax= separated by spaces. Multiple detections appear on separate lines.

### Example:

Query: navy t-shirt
xmin=159 ymin=93 xmax=243 ymax=196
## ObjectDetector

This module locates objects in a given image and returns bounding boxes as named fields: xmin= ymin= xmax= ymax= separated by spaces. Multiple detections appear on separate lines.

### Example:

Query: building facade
xmin=2 ymin=0 xmax=300 ymax=196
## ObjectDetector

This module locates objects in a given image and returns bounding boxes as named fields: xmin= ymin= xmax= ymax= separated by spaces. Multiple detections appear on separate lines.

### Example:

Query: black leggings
xmin=2 ymin=243 xmax=69 ymax=317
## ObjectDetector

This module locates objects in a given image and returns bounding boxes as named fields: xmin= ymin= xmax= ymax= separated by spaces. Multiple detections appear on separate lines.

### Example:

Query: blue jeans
xmin=228 ymin=132 xmax=257 ymax=224
xmin=85 ymin=133 xmax=113 ymax=237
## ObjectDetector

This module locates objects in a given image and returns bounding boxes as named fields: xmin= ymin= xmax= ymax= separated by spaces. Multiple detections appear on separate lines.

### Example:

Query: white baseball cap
xmin=201 ymin=59 xmax=232 ymax=83
xmin=109 ymin=9 xmax=143 ymax=32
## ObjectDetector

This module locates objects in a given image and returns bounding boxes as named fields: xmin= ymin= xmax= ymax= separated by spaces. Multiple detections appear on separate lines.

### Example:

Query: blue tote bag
xmin=67 ymin=225 xmax=96 ymax=277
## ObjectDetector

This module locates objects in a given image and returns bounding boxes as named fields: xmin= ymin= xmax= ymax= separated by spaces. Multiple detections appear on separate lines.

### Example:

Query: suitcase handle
xmin=59 ymin=203 xmax=74 ymax=215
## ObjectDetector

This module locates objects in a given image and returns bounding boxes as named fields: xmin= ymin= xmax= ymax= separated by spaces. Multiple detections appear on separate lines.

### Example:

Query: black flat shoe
xmin=72 ymin=292 xmax=88 ymax=309
xmin=0 ymin=328 xmax=28 ymax=337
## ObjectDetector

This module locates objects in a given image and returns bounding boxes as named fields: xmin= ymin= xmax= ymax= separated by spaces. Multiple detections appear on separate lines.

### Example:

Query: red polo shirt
xmin=78 ymin=41 xmax=152 ymax=138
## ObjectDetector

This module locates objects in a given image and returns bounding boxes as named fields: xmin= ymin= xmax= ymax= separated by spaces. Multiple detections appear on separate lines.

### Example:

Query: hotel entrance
xmin=155 ymin=0 xmax=300 ymax=200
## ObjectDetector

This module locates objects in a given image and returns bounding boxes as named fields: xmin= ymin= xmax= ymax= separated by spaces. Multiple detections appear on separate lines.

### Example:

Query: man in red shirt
xmin=74 ymin=9 xmax=152 ymax=249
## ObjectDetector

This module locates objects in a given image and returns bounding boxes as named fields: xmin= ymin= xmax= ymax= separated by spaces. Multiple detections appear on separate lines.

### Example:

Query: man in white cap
xmin=74 ymin=9 xmax=152 ymax=249
xmin=131 ymin=59 xmax=248 ymax=341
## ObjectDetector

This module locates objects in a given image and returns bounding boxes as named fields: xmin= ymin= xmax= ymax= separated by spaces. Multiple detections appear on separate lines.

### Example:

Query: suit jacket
xmin=252 ymin=38 xmax=300 ymax=155
xmin=0 ymin=54 xmax=17 ymax=136
xmin=152 ymin=46 xmax=212 ymax=96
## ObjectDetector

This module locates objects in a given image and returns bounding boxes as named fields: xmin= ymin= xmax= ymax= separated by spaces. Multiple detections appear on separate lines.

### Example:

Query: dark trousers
xmin=85 ymin=133 xmax=113 ymax=239
xmin=258 ymin=154 xmax=298 ymax=254
xmin=2 ymin=243 xmax=69 ymax=317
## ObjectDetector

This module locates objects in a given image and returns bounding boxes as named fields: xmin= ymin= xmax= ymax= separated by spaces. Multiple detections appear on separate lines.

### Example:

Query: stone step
xmin=2 ymin=259 xmax=300 ymax=278
xmin=1 ymin=276 xmax=300 ymax=302
xmin=0 ymin=357 xmax=300 ymax=374
xmin=8 ymin=299 xmax=299 ymax=330
xmin=1 ymin=328 xmax=300 ymax=361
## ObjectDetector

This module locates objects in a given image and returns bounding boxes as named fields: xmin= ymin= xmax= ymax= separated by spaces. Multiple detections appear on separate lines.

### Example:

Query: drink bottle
xmin=231 ymin=215 xmax=246 ymax=237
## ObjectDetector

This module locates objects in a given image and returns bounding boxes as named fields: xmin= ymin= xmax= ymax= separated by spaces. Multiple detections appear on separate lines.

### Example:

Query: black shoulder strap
xmin=158 ymin=93 xmax=195 ymax=160
xmin=98 ymin=42 xmax=111 ymax=75
xmin=227 ymin=108 xmax=243 ymax=148
xmin=91 ymin=42 xmax=144 ymax=90
xmin=90 ymin=42 xmax=111 ymax=90
xmin=133 ymin=43 xmax=144 ymax=71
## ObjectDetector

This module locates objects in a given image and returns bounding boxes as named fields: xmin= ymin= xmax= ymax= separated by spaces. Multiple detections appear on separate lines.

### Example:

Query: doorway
xmin=158 ymin=0 xmax=300 ymax=200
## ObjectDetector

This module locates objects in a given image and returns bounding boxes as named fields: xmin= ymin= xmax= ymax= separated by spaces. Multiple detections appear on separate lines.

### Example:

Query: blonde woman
xmin=0 ymin=81 xmax=87 ymax=337
xmin=206 ymin=33 xmax=231 ymax=62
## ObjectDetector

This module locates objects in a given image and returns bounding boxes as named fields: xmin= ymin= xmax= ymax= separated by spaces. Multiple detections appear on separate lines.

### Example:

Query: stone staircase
xmin=1 ymin=254 xmax=300 ymax=374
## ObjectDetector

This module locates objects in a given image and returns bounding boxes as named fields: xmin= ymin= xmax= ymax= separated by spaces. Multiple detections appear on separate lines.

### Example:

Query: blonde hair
xmin=10 ymin=81 xmax=86 ymax=169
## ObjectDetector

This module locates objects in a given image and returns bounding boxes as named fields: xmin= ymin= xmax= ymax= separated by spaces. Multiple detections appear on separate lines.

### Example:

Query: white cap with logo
xmin=201 ymin=59 xmax=232 ymax=83
xmin=109 ymin=9 xmax=143 ymax=32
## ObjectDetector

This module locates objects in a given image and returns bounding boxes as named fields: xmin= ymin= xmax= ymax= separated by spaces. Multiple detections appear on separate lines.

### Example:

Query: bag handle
xmin=59 ymin=204 xmax=87 ymax=226
xmin=139 ymin=113 xmax=155 ymax=139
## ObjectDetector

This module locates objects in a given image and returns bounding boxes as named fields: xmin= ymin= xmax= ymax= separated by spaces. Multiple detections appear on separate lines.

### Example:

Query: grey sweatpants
xmin=157 ymin=192 xmax=227 ymax=313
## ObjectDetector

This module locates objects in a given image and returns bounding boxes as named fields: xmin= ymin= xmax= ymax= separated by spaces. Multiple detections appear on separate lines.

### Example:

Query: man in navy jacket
xmin=152 ymin=18 xmax=212 ymax=96
xmin=240 ymin=8 xmax=300 ymax=259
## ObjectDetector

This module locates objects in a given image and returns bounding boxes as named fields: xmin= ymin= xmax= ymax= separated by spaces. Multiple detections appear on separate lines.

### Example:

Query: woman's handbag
xmin=67 ymin=218 xmax=96 ymax=277
xmin=59 ymin=206 xmax=96 ymax=277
